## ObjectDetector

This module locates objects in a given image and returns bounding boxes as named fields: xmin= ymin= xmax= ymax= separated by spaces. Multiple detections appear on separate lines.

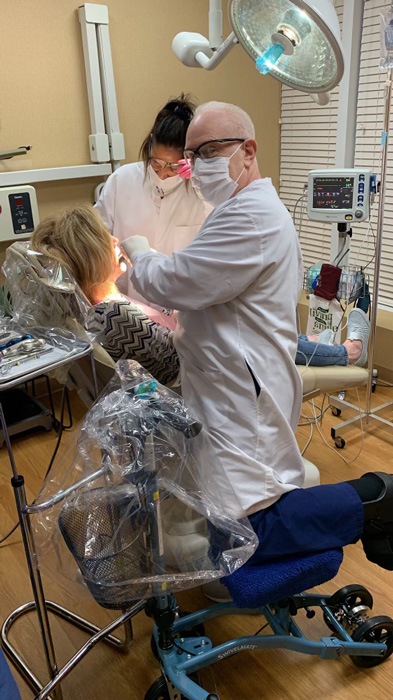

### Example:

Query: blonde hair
xmin=31 ymin=205 xmax=114 ymax=303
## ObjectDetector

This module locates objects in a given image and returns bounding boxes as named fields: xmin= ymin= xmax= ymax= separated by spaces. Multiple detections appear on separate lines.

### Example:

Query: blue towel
xmin=0 ymin=649 xmax=21 ymax=700
xmin=225 ymin=548 xmax=343 ymax=609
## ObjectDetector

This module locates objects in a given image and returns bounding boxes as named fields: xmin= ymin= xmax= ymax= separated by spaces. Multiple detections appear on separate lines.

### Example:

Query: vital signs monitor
xmin=307 ymin=169 xmax=375 ymax=223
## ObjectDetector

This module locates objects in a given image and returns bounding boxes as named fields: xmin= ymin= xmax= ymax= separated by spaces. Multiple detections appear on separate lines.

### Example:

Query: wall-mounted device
xmin=307 ymin=169 xmax=375 ymax=223
xmin=0 ymin=186 xmax=39 ymax=241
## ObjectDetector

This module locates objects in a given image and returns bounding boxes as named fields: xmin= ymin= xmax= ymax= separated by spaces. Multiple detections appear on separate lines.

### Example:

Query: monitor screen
xmin=312 ymin=177 xmax=354 ymax=210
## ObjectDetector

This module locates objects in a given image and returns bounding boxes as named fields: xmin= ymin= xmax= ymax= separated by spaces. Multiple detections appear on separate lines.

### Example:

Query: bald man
xmin=123 ymin=102 xmax=393 ymax=571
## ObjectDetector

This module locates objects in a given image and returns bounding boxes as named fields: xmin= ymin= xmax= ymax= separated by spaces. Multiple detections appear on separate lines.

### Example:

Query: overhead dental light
xmin=172 ymin=0 xmax=344 ymax=96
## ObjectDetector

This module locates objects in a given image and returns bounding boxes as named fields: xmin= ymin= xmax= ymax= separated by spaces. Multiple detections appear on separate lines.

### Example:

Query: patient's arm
xmin=87 ymin=299 xmax=180 ymax=386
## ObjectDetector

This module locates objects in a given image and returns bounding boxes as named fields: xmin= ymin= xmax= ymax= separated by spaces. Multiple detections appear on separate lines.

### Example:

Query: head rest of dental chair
xmin=224 ymin=548 xmax=343 ymax=609
xmin=3 ymin=241 xmax=91 ymax=334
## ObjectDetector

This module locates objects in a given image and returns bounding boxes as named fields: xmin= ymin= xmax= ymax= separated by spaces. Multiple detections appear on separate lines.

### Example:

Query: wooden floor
xmin=0 ymin=384 xmax=392 ymax=700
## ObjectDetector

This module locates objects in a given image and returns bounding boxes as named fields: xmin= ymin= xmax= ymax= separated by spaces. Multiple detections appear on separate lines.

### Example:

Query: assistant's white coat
xmin=95 ymin=162 xmax=210 ymax=300
xmin=131 ymin=179 xmax=305 ymax=517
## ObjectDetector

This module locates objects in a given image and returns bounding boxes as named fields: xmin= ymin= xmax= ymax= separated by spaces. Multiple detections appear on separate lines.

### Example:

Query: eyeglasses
xmin=148 ymin=157 xmax=181 ymax=173
xmin=184 ymin=138 xmax=245 ymax=164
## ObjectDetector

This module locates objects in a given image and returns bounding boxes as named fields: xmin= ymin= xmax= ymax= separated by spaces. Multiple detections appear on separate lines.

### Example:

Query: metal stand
xmin=328 ymin=69 xmax=393 ymax=447
xmin=0 ymin=358 xmax=142 ymax=700
xmin=1 ymin=599 xmax=140 ymax=700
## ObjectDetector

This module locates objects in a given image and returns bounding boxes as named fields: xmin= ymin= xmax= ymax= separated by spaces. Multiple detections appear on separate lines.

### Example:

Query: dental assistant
xmin=122 ymin=101 xmax=305 ymax=519
xmin=95 ymin=94 xmax=210 ymax=300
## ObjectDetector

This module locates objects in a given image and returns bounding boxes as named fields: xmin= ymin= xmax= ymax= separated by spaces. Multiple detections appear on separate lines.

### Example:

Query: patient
xmin=31 ymin=206 xmax=370 ymax=387
xmin=30 ymin=206 xmax=179 ymax=386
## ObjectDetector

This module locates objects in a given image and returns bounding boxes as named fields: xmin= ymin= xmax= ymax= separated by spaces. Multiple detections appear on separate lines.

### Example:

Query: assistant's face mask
xmin=148 ymin=164 xmax=182 ymax=197
xmin=191 ymin=143 xmax=245 ymax=207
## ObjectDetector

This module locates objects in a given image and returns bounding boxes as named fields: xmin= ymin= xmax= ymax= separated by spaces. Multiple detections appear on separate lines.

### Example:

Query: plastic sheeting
xmin=32 ymin=361 xmax=257 ymax=607
xmin=381 ymin=11 xmax=393 ymax=70
xmin=2 ymin=241 xmax=92 ymax=339
xmin=0 ymin=321 xmax=90 ymax=384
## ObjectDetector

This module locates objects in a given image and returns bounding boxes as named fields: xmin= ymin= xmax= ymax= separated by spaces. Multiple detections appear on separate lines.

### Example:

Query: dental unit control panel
xmin=0 ymin=185 xmax=39 ymax=241
xmin=307 ymin=169 xmax=376 ymax=223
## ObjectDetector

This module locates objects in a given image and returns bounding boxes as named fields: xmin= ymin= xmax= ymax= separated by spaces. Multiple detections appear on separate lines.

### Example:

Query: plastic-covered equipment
xmin=2 ymin=241 xmax=92 ymax=338
xmin=380 ymin=10 xmax=393 ymax=70
xmin=0 ymin=320 xmax=90 ymax=383
xmin=32 ymin=361 xmax=257 ymax=607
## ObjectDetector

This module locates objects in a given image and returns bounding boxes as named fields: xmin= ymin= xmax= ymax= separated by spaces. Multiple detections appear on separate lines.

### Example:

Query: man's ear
xmin=243 ymin=139 xmax=257 ymax=167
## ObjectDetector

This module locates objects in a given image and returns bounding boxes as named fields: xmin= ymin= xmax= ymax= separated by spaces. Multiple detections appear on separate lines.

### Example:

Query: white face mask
xmin=191 ymin=143 xmax=245 ymax=207
xmin=148 ymin=164 xmax=182 ymax=197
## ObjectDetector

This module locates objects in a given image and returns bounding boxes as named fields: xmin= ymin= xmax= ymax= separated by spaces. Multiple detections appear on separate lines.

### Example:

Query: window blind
xmin=353 ymin=0 xmax=393 ymax=309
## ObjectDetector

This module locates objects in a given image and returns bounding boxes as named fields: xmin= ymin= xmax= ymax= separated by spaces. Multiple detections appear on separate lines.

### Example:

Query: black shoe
xmin=362 ymin=472 xmax=393 ymax=525
xmin=361 ymin=473 xmax=393 ymax=570
xmin=362 ymin=533 xmax=393 ymax=571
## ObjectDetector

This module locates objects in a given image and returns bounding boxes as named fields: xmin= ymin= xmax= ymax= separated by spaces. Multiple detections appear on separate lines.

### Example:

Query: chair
xmin=298 ymin=364 xmax=369 ymax=401
xmin=298 ymin=364 xmax=369 ymax=449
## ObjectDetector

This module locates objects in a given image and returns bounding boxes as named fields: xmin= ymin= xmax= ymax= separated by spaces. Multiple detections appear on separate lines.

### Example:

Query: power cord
xmin=301 ymin=422 xmax=314 ymax=456
xmin=254 ymin=621 xmax=270 ymax=636
xmin=292 ymin=191 xmax=307 ymax=233
xmin=299 ymin=395 xmax=330 ymax=456
xmin=0 ymin=522 xmax=19 ymax=545
xmin=310 ymin=391 xmax=365 ymax=465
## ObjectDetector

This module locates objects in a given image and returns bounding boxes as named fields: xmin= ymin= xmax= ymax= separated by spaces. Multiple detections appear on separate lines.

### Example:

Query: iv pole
xmin=330 ymin=66 xmax=393 ymax=442
xmin=364 ymin=68 xmax=393 ymax=420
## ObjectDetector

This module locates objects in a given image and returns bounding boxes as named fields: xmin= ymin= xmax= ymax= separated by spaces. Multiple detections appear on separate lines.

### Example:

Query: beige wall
xmin=0 ymin=1 xmax=280 ymax=211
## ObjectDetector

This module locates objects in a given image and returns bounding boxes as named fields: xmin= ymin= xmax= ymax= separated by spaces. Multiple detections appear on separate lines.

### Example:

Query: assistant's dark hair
xmin=139 ymin=93 xmax=196 ymax=172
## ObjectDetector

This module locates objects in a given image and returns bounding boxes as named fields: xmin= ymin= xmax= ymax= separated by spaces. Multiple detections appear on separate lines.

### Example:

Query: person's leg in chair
xmin=296 ymin=308 xmax=370 ymax=367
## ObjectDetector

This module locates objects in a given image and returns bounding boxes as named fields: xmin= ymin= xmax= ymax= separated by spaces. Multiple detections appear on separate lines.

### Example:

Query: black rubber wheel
xmin=328 ymin=585 xmax=373 ymax=610
xmin=144 ymin=676 xmax=184 ymax=700
xmin=144 ymin=674 xmax=203 ymax=700
xmin=323 ymin=585 xmax=373 ymax=633
xmin=334 ymin=436 xmax=346 ymax=449
xmin=331 ymin=407 xmax=342 ymax=417
xmin=144 ymin=676 xmax=170 ymax=700
xmin=351 ymin=616 xmax=393 ymax=667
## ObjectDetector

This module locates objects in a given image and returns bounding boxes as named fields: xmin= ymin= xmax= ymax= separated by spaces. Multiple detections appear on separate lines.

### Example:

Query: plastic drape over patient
xmin=32 ymin=361 xmax=257 ymax=607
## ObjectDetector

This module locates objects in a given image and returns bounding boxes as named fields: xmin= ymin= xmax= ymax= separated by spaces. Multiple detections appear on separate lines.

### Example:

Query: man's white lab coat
xmin=131 ymin=179 xmax=305 ymax=518
xmin=96 ymin=162 xmax=209 ymax=299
